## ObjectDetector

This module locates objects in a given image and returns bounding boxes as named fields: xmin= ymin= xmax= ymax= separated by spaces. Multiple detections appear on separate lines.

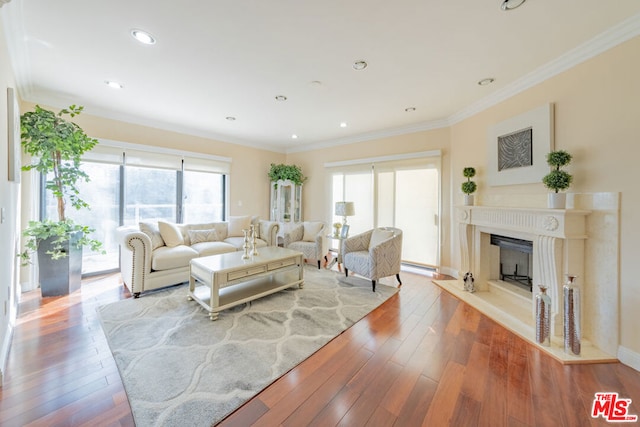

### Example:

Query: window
xmin=41 ymin=142 xmax=230 ymax=275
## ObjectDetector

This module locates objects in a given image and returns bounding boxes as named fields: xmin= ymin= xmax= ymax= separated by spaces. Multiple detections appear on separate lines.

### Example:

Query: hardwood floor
xmin=1 ymin=269 xmax=639 ymax=426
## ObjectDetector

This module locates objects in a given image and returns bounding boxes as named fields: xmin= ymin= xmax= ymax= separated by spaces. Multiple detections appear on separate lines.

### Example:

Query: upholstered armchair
xmin=282 ymin=221 xmax=328 ymax=269
xmin=342 ymin=227 xmax=403 ymax=292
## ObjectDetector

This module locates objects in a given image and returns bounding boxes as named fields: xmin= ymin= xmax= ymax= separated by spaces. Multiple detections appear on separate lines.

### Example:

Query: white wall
xmin=0 ymin=7 xmax=22 ymax=384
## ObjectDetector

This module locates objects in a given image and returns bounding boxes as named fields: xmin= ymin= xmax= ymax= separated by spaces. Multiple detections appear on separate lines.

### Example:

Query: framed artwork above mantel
xmin=487 ymin=103 xmax=554 ymax=186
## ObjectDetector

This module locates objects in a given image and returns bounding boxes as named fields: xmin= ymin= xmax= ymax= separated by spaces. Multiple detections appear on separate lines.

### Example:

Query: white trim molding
xmin=618 ymin=346 xmax=640 ymax=373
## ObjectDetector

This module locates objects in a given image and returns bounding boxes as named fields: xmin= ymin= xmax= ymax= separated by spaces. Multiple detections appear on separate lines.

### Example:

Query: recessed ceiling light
xmin=226 ymin=116 xmax=236 ymax=121
xmin=405 ymin=107 xmax=416 ymax=112
xmin=501 ymin=0 xmax=526 ymax=11
xmin=291 ymin=134 xmax=298 ymax=139
xmin=353 ymin=60 xmax=368 ymax=71
xmin=478 ymin=78 xmax=495 ymax=86
xmin=131 ymin=29 xmax=156 ymax=45
xmin=275 ymin=95 xmax=287 ymax=101
xmin=105 ymin=80 xmax=123 ymax=89
xmin=340 ymin=122 xmax=347 ymax=128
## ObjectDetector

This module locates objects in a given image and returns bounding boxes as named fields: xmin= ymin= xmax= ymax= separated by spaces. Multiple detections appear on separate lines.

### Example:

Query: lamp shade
xmin=335 ymin=201 xmax=355 ymax=217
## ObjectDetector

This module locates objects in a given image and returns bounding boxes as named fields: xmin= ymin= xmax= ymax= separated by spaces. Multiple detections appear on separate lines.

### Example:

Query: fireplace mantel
xmin=457 ymin=205 xmax=590 ymax=240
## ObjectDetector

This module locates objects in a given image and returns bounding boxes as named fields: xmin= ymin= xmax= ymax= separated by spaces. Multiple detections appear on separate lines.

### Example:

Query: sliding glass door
xmin=328 ymin=153 xmax=441 ymax=269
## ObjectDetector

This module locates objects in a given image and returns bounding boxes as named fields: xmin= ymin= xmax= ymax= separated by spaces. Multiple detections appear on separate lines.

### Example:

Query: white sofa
xmin=117 ymin=216 xmax=279 ymax=297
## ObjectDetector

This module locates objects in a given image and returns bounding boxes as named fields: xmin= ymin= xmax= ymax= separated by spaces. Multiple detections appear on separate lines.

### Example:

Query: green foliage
xmin=546 ymin=150 xmax=572 ymax=168
xmin=462 ymin=167 xmax=476 ymax=179
xmin=20 ymin=105 xmax=103 ymax=263
xmin=19 ymin=219 xmax=103 ymax=265
xmin=542 ymin=170 xmax=572 ymax=193
xmin=268 ymin=163 xmax=307 ymax=185
xmin=461 ymin=181 xmax=477 ymax=195
xmin=542 ymin=150 xmax=573 ymax=193
xmin=461 ymin=166 xmax=477 ymax=195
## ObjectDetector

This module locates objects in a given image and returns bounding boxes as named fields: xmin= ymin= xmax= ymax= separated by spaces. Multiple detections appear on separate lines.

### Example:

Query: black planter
xmin=37 ymin=231 xmax=82 ymax=297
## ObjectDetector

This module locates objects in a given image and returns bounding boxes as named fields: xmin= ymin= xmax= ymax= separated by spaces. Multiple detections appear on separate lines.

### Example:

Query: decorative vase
xmin=535 ymin=285 xmax=551 ymax=347
xmin=548 ymin=192 xmax=566 ymax=209
xmin=242 ymin=229 xmax=250 ymax=259
xmin=250 ymin=225 xmax=259 ymax=256
xmin=463 ymin=194 xmax=474 ymax=206
xmin=563 ymin=275 xmax=581 ymax=355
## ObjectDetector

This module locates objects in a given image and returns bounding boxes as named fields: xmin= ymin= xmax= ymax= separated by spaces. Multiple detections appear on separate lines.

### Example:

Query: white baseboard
xmin=618 ymin=346 xmax=640 ymax=372
xmin=439 ymin=266 xmax=458 ymax=278
xmin=0 ymin=323 xmax=14 ymax=385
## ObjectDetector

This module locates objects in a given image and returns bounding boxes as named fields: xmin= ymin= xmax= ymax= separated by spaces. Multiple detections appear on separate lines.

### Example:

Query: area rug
xmin=97 ymin=267 xmax=398 ymax=426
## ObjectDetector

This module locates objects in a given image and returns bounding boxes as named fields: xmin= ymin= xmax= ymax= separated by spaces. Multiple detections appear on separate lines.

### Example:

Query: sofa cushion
xmin=303 ymin=221 xmax=323 ymax=242
xmin=191 ymin=241 xmax=237 ymax=257
xmin=139 ymin=221 xmax=165 ymax=250
xmin=151 ymin=245 xmax=198 ymax=270
xmin=369 ymin=228 xmax=394 ymax=250
xmin=158 ymin=221 xmax=185 ymax=247
xmin=228 ymin=215 xmax=251 ymax=237
xmin=188 ymin=229 xmax=219 ymax=244
xmin=224 ymin=236 xmax=267 ymax=250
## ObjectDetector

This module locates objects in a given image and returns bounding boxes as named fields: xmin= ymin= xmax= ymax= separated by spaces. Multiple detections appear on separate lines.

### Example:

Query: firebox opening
xmin=490 ymin=234 xmax=533 ymax=292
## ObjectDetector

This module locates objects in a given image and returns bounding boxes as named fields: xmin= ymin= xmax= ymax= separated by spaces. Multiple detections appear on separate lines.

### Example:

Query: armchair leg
xmin=396 ymin=274 xmax=402 ymax=287
xmin=372 ymin=280 xmax=376 ymax=292
xmin=345 ymin=268 xmax=349 ymax=277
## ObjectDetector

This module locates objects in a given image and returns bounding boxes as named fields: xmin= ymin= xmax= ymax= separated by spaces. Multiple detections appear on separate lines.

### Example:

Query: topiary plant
xmin=461 ymin=167 xmax=477 ymax=195
xmin=542 ymin=150 xmax=573 ymax=193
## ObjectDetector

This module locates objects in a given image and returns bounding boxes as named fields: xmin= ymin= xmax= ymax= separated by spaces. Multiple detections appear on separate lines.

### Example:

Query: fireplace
xmin=450 ymin=203 xmax=619 ymax=363
xmin=491 ymin=234 xmax=533 ymax=291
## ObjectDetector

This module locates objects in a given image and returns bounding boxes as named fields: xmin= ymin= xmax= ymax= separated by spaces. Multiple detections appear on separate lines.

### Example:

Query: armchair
xmin=342 ymin=227 xmax=403 ymax=292
xmin=282 ymin=221 xmax=328 ymax=269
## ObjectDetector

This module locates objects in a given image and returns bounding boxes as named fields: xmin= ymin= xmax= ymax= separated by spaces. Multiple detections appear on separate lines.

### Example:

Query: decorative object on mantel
xmin=487 ymin=103 xmax=554 ymax=187
xmin=564 ymin=275 xmax=581 ymax=355
xmin=536 ymin=285 xmax=551 ymax=347
xmin=542 ymin=149 xmax=573 ymax=209
xmin=463 ymin=271 xmax=475 ymax=293
xmin=461 ymin=167 xmax=477 ymax=206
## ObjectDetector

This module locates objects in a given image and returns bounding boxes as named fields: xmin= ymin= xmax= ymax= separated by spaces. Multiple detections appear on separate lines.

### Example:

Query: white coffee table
xmin=188 ymin=246 xmax=304 ymax=320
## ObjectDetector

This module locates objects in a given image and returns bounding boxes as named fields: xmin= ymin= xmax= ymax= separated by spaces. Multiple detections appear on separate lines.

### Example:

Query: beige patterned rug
xmin=98 ymin=266 xmax=398 ymax=426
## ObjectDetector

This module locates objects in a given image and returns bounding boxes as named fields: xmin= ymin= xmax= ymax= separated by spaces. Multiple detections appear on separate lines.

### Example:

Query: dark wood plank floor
xmin=1 ymin=268 xmax=639 ymax=426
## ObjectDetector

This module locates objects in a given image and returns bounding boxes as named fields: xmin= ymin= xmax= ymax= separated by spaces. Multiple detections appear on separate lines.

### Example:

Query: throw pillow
xmin=369 ymin=228 xmax=394 ymax=250
xmin=158 ymin=221 xmax=185 ymax=247
xmin=228 ymin=215 xmax=251 ymax=237
xmin=303 ymin=221 xmax=323 ymax=242
xmin=188 ymin=229 xmax=219 ymax=244
xmin=139 ymin=221 xmax=165 ymax=250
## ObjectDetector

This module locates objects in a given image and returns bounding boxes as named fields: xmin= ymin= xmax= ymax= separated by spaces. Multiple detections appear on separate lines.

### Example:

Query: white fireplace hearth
xmin=437 ymin=197 xmax=620 ymax=364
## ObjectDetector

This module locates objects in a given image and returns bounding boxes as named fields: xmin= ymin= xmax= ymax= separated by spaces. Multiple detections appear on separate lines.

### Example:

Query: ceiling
xmin=2 ymin=1 xmax=640 ymax=153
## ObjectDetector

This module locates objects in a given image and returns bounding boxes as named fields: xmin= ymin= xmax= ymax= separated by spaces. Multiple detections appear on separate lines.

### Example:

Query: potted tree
xmin=20 ymin=105 xmax=103 ymax=296
xmin=462 ymin=167 xmax=477 ymax=206
xmin=542 ymin=150 xmax=573 ymax=209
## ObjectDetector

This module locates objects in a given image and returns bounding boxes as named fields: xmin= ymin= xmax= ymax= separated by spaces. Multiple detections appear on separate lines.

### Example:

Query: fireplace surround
xmin=439 ymin=197 xmax=620 ymax=363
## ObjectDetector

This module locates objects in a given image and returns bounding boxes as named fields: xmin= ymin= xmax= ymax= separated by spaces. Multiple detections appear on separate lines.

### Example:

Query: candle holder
xmin=250 ymin=224 xmax=259 ymax=256
xmin=242 ymin=229 xmax=250 ymax=259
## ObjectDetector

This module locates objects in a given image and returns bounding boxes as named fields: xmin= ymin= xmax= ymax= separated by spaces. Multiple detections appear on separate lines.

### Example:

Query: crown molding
xmin=285 ymin=118 xmax=449 ymax=154
xmin=1 ymin=1 xmax=33 ymax=100
xmin=448 ymin=12 xmax=640 ymax=125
